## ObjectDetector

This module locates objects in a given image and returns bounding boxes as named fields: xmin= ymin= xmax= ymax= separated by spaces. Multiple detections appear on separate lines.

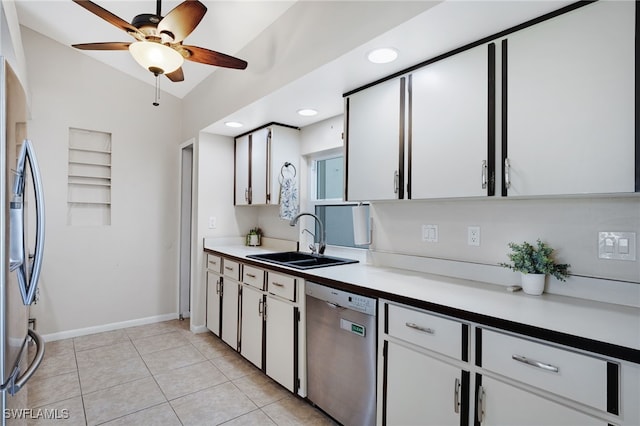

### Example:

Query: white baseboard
xmin=42 ymin=313 xmax=179 ymax=342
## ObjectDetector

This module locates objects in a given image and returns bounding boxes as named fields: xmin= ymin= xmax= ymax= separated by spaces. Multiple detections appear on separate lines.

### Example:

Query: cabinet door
xmin=240 ymin=285 xmax=264 ymax=368
xmin=206 ymin=271 xmax=221 ymax=336
xmin=346 ymin=77 xmax=405 ymax=201
xmin=505 ymin=1 xmax=635 ymax=196
xmin=269 ymin=126 xmax=300 ymax=205
xmin=478 ymin=376 xmax=607 ymax=425
xmin=234 ymin=135 xmax=250 ymax=205
xmin=265 ymin=296 xmax=296 ymax=392
xmin=411 ymin=43 xmax=494 ymax=199
xmin=221 ymin=281 xmax=239 ymax=349
xmin=251 ymin=128 xmax=269 ymax=205
xmin=384 ymin=341 xmax=467 ymax=426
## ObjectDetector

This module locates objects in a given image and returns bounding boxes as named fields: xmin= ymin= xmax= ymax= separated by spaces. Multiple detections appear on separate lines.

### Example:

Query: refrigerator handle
xmin=8 ymin=329 xmax=45 ymax=395
xmin=11 ymin=140 xmax=45 ymax=305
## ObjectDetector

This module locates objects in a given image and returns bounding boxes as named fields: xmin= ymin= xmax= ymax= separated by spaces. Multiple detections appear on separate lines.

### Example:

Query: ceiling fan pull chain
xmin=153 ymin=73 xmax=160 ymax=106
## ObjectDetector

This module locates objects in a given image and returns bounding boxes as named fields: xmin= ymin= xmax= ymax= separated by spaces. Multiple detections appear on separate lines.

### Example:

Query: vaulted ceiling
xmin=16 ymin=1 xmax=573 ymax=135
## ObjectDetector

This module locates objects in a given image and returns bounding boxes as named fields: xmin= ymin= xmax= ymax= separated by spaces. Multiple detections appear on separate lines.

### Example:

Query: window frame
xmin=307 ymin=149 xmax=368 ymax=249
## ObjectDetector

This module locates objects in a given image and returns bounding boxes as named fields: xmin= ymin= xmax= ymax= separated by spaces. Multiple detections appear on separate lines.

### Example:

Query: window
xmin=309 ymin=153 xmax=369 ymax=248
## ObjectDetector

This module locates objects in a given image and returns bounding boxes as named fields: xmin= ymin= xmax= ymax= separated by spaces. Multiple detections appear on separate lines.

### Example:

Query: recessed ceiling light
xmin=297 ymin=108 xmax=318 ymax=117
xmin=367 ymin=47 xmax=398 ymax=64
xmin=225 ymin=121 xmax=243 ymax=128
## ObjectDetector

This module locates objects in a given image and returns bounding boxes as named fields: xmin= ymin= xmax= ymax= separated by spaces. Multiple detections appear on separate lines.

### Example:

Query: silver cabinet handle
xmin=258 ymin=299 xmax=264 ymax=316
xmin=271 ymin=282 xmax=284 ymax=287
xmin=225 ymin=266 xmax=234 ymax=271
xmin=454 ymin=378 xmax=460 ymax=414
xmin=246 ymin=273 xmax=256 ymax=279
xmin=394 ymin=170 xmax=399 ymax=194
xmin=481 ymin=160 xmax=488 ymax=189
xmin=244 ymin=188 xmax=249 ymax=202
xmin=512 ymin=354 xmax=559 ymax=373
xmin=216 ymin=279 xmax=221 ymax=294
xmin=477 ymin=386 xmax=485 ymax=423
xmin=504 ymin=158 xmax=511 ymax=189
xmin=405 ymin=322 xmax=434 ymax=334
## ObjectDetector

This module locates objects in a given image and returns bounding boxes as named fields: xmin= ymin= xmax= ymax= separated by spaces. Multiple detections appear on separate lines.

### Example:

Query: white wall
xmin=22 ymin=27 xmax=183 ymax=337
xmin=191 ymin=131 xmax=258 ymax=329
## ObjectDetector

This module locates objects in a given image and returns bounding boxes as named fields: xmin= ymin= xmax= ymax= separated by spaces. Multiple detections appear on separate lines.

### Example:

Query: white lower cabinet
xmin=379 ymin=300 xmax=636 ymax=426
xmin=220 ymin=282 xmax=239 ymax=349
xmin=206 ymin=271 xmax=221 ymax=336
xmin=240 ymin=284 xmax=264 ymax=368
xmin=384 ymin=341 xmax=468 ymax=426
xmin=205 ymin=254 xmax=222 ymax=336
xmin=221 ymin=259 xmax=240 ymax=349
xmin=205 ymin=253 xmax=303 ymax=395
xmin=378 ymin=300 xmax=470 ymax=426
xmin=477 ymin=376 xmax=606 ymax=426
xmin=265 ymin=295 xmax=297 ymax=392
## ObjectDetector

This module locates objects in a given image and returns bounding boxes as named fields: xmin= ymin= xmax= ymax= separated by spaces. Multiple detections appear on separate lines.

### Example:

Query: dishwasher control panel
xmin=306 ymin=282 xmax=376 ymax=316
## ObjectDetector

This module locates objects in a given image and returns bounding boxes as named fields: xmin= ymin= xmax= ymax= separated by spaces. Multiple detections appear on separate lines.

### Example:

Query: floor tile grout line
xmin=72 ymin=337 xmax=89 ymax=426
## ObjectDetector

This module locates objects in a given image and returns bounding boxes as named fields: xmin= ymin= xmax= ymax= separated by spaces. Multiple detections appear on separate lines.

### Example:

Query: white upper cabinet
xmin=346 ymin=77 xmax=405 ymax=201
xmin=504 ymin=1 xmax=636 ymax=196
xmin=234 ymin=135 xmax=250 ymax=205
xmin=411 ymin=43 xmax=495 ymax=199
xmin=234 ymin=124 xmax=300 ymax=206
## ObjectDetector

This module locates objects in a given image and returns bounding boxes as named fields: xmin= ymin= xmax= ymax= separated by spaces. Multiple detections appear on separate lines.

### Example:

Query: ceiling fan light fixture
xmin=129 ymin=41 xmax=184 ymax=74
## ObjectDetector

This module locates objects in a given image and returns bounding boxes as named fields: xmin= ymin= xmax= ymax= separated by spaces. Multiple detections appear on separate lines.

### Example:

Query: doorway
xmin=179 ymin=143 xmax=193 ymax=320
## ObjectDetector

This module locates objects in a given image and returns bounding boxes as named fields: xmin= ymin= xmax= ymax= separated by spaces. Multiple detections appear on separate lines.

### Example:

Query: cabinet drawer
xmin=243 ymin=265 xmax=265 ymax=290
xmin=267 ymin=272 xmax=296 ymax=302
xmin=480 ymin=328 xmax=612 ymax=412
xmin=222 ymin=259 xmax=240 ymax=281
xmin=387 ymin=303 xmax=465 ymax=360
xmin=207 ymin=254 xmax=221 ymax=273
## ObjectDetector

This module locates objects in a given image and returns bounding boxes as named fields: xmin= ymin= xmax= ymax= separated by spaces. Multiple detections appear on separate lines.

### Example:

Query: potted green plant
xmin=246 ymin=227 xmax=262 ymax=247
xmin=499 ymin=239 xmax=570 ymax=295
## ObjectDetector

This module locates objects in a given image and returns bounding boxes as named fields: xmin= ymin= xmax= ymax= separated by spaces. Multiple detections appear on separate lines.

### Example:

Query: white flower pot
xmin=247 ymin=234 xmax=261 ymax=246
xmin=521 ymin=273 xmax=546 ymax=295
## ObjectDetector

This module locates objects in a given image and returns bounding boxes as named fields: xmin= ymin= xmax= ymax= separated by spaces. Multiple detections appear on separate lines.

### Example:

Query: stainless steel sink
xmin=247 ymin=251 xmax=358 ymax=270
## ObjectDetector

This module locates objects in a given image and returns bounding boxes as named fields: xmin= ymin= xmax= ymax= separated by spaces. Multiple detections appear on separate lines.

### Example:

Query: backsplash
xmin=371 ymin=196 xmax=639 ymax=284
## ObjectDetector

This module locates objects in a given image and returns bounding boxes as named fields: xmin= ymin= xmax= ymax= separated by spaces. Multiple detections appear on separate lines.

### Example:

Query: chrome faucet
xmin=289 ymin=212 xmax=326 ymax=255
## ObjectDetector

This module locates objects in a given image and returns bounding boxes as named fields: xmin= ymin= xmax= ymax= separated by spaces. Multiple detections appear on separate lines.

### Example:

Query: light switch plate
xmin=598 ymin=232 xmax=636 ymax=261
xmin=422 ymin=225 xmax=438 ymax=243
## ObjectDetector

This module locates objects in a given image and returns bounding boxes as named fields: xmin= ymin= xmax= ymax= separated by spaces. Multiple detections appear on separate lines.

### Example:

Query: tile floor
xmin=26 ymin=320 xmax=336 ymax=426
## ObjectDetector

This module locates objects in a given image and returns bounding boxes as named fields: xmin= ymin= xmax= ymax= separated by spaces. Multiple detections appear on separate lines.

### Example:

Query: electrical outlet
xmin=208 ymin=216 xmax=217 ymax=229
xmin=422 ymin=225 xmax=438 ymax=242
xmin=468 ymin=226 xmax=480 ymax=246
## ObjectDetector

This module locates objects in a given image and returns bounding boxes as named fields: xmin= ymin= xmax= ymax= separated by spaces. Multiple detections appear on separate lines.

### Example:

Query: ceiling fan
xmin=71 ymin=0 xmax=248 ymax=84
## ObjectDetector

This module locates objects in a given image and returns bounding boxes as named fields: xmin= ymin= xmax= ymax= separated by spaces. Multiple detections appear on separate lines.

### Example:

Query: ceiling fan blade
xmin=158 ymin=1 xmax=207 ymax=43
xmin=182 ymin=45 xmax=248 ymax=70
xmin=72 ymin=42 xmax=131 ymax=51
xmin=72 ymin=0 xmax=141 ymax=36
xmin=166 ymin=68 xmax=185 ymax=82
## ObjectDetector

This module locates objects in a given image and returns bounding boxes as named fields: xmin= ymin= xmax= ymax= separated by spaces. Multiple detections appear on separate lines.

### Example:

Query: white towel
xmin=279 ymin=177 xmax=299 ymax=220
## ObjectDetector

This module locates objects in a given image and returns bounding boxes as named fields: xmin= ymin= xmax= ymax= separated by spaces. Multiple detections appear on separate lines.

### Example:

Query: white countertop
xmin=204 ymin=242 xmax=640 ymax=355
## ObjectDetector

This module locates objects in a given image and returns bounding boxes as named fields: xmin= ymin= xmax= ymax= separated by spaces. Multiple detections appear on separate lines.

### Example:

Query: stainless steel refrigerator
xmin=1 ymin=58 xmax=45 ymax=423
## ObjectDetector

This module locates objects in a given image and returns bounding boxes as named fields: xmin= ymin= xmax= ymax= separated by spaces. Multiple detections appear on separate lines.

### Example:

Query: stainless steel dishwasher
xmin=306 ymin=281 xmax=377 ymax=426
